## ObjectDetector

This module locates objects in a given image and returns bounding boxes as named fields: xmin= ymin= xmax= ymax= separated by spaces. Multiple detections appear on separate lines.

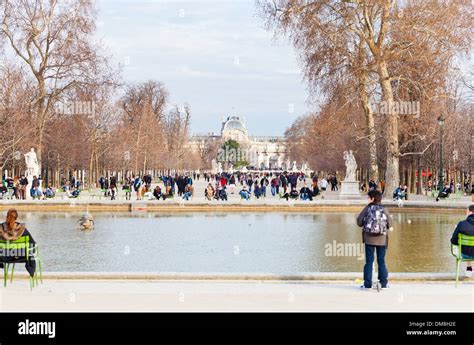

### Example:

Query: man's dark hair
xmin=469 ymin=205 xmax=474 ymax=213
xmin=368 ymin=190 xmax=383 ymax=204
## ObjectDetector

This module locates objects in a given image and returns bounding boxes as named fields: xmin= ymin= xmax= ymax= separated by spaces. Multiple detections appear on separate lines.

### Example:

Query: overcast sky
xmin=95 ymin=0 xmax=310 ymax=136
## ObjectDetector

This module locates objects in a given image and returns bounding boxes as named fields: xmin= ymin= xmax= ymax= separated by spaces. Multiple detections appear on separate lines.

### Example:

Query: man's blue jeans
xmin=240 ymin=191 xmax=249 ymax=200
xmin=271 ymin=186 xmax=276 ymax=196
xmin=364 ymin=244 xmax=388 ymax=288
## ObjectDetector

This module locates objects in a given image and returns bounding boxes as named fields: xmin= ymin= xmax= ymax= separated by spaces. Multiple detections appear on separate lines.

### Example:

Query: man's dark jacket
xmin=451 ymin=214 xmax=474 ymax=257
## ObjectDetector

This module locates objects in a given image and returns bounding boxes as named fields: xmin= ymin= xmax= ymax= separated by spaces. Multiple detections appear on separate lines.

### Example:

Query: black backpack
xmin=363 ymin=204 xmax=388 ymax=235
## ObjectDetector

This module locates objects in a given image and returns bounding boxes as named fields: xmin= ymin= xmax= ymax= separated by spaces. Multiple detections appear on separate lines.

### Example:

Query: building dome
xmin=221 ymin=116 xmax=249 ymax=143
xmin=222 ymin=116 xmax=246 ymax=133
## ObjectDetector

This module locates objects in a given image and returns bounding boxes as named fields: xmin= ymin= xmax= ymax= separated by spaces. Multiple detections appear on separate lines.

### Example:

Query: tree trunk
xmin=34 ymin=79 xmax=48 ymax=166
xmin=359 ymin=83 xmax=379 ymax=183
xmin=89 ymin=148 xmax=95 ymax=189
xmin=357 ymin=37 xmax=379 ymax=183
xmin=378 ymin=61 xmax=399 ymax=197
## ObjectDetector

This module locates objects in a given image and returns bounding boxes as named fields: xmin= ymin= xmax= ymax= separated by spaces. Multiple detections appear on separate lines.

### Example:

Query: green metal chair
xmin=427 ymin=190 xmax=437 ymax=201
xmin=122 ymin=188 xmax=131 ymax=200
xmin=100 ymin=189 xmax=108 ymax=200
xmin=0 ymin=236 xmax=43 ymax=290
xmin=6 ymin=188 xmax=15 ymax=200
xmin=451 ymin=233 xmax=474 ymax=287
xmin=55 ymin=188 xmax=65 ymax=199
xmin=451 ymin=191 xmax=464 ymax=201
xmin=89 ymin=188 xmax=99 ymax=200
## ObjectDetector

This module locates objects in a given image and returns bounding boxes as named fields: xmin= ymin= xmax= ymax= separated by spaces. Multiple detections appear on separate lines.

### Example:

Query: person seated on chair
xmin=0 ymin=209 xmax=36 ymax=278
xmin=282 ymin=187 xmax=299 ymax=201
xmin=153 ymin=186 xmax=164 ymax=200
xmin=32 ymin=188 xmax=43 ymax=200
xmin=436 ymin=184 xmax=452 ymax=202
xmin=450 ymin=204 xmax=474 ymax=277
xmin=69 ymin=188 xmax=80 ymax=198
xmin=0 ymin=185 xmax=7 ymax=198
xmin=402 ymin=185 xmax=409 ymax=200
xmin=311 ymin=181 xmax=320 ymax=197
xmin=62 ymin=181 xmax=70 ymax=193
xmin=217 ymin=185 xmax=228 ymax=201
xmin=240 ymin=186 xmax=250 ymax=201
xmin=183 ymin=185 xmax=192 ymax=201
xmin=300 ymin=184 xmax=314 ymax=201
xmin=44 ymin=186 xmax=55 ymax=198
xmin=392 ymin=185 xmax=405 ymax=201
xmin=29 ymin=176 xmax=42 ymax=199
xmin=187 ymin=184 xmax=194 ymax=197
xmin=205 ymin=183 xmax=215 ymax=201
xmin=368 ymin=179 xmax=378 ymax=191
xmin=166 ymin=187 xmax=174 ymax=199
xmin=122 ymin=180 xmax=132 ymax=200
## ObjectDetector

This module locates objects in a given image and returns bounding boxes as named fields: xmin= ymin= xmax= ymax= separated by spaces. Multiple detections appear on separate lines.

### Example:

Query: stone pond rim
xmin=0 ymin=200 xmax=470 ymax=212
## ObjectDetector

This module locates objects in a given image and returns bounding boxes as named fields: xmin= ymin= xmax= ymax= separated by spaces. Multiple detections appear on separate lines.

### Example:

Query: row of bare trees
xmin=259 ymin=0 xmax=474 ymax=194
xmin=0 ymin=0 xmax=201 ymax=187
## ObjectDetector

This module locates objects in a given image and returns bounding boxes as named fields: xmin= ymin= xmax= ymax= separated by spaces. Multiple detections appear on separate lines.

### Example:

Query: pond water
xmin=20 ymin=211 xmax=462 ymax=273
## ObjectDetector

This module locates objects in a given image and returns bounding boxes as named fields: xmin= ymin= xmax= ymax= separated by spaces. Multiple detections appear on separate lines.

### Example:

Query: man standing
xmin=19 ymin=175 xmax=28 ymax=200
xmin=110 ymin=175 xmax=117 ymax=200
xmin=99 ymin=176 xmax=106 ymax=190
xmin=357 ymin=190 xmax=391 ymax=289
xmin=280 ymin=173 xmax=288 ymax=194
xmin=319 ymin=177 xmax=328 ymax=192
xmin=450 ymin=205 xmax=474 ymax=277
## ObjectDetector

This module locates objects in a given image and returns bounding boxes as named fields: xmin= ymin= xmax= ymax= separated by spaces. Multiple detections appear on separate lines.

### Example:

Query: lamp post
xmin=470 ymin=132 xmax=473 ymax=195
xmin=437 ymin=115 xmax=445 ymax=192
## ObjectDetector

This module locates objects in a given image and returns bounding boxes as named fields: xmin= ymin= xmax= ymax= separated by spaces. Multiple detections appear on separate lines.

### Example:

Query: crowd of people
xmin=90 ymin=171 xmax=336 ymax=202
xmin=0 ymin=175 xmax=61 ymax=200
xmin=361 ymin=177 xmax=474 ymax=203
xmin=1 ymin=169 xmax=472 ymax=203
xmin=200 ymin=171 xmax=335 ymax=202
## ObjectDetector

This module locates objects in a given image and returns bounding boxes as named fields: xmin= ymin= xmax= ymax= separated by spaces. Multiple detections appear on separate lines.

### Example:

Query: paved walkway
xmin=1 ymin=279 xmax=473 ymax=312
xmin=0 ymin=180 xmax=472 ymax=211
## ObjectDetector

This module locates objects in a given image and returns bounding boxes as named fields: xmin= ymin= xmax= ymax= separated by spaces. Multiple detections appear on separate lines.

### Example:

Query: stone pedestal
xmin=26 ymin=173 xmax=32 ymax=200
xmin=339 ymin=180 xmax=361 ymax=199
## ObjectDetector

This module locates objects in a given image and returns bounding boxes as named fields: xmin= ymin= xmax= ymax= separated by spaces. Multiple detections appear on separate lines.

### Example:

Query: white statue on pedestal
xmin=343 ymin=150 xmax=357 ymax=181
xmin=24 ymin=148 xmax=40 ymax=178
xmin=211 ymin=159 xmax=219 ymax=174
xmin=24 ymin=148 xmax=40 ymax=200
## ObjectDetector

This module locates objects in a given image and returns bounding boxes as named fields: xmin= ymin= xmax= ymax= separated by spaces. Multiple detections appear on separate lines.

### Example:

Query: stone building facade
xmin=189 ymin=116 xmax=291 ymax=170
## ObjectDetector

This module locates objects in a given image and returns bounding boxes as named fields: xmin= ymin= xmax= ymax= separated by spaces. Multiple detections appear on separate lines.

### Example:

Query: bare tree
xmin=120 ymin=81 xmax=168 ymax=173
xmin=162 ymin=104 xmax=192 ymax=171
xmin=0 ymin=63 xmax=35 ymax=175
xmin=259 ymin=0 xmax=473 ymax=194
xmin=0 ymin=0 xmax=112 ymax=164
